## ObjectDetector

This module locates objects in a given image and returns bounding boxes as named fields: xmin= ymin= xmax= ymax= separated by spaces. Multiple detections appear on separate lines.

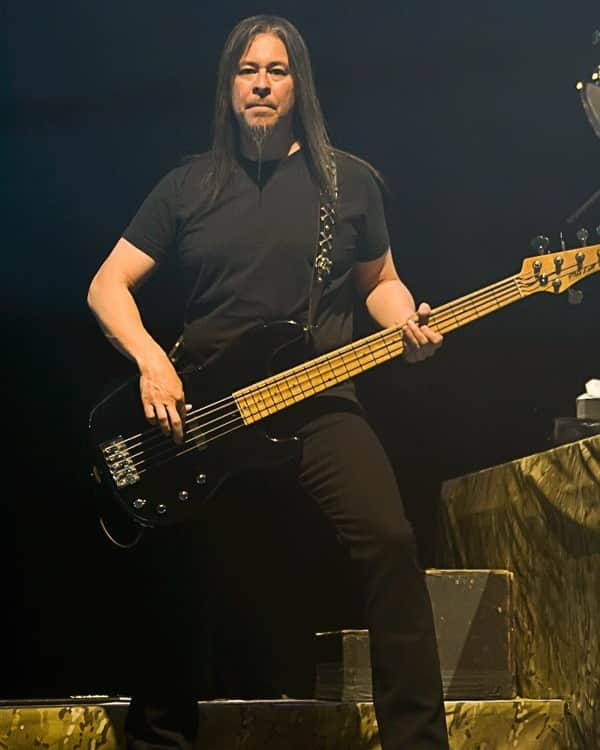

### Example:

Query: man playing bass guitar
xmin=87 ymin=14 xmax=447 ymax=750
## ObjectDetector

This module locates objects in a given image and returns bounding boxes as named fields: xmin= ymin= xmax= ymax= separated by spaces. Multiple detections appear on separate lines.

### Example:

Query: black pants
xmin=123 ymin=398 xmax=449 ymax=750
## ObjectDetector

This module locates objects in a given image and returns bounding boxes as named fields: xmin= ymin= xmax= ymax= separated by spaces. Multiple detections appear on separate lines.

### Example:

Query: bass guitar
xmin=89 ymin=243 xmax=600 ymax=529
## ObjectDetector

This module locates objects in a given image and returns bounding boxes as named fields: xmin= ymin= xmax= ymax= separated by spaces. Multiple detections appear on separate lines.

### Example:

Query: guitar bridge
xmin=100 ymin=436 xmax=141 ymax=488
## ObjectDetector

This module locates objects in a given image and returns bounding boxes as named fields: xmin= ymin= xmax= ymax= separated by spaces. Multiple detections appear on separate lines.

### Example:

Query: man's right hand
xmin=139 ymin=351 xmax=190 ymax=444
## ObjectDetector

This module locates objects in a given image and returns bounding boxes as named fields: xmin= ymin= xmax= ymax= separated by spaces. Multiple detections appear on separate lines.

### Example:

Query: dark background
xmin=4 ymin=1 xmax=599 ymax=700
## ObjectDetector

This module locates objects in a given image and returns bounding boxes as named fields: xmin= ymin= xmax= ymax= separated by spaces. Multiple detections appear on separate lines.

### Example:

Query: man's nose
xmin=253 ymin=69 xmax=270 ymax=96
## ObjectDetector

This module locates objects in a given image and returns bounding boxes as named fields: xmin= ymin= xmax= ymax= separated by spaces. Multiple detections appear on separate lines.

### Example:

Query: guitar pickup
xmin=100 ymin=436 xmax=141 ymax=488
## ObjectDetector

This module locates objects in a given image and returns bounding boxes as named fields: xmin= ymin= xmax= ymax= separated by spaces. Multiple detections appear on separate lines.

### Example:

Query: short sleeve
xmin=355 ymin=169 xmax=390 ymax=262
xmin=122 ymin=168 xmax=180 ymax=263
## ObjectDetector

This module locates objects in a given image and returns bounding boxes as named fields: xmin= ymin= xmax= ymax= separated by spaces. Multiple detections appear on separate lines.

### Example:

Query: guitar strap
xmin=305 ymin=152 xmax=338 ymax=342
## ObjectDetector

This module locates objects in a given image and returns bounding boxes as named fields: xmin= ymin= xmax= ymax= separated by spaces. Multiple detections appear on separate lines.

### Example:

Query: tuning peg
xmin=530 ymin=235 xmax=550 ymax=254
xmin=559 ymin=231 xmax=567 ymax=250
xmin=568 ymin=288 xmax=584 ymax=304
xmin=576 ymin=227 xmax=589 ymax=246
xmin=567 ymin=228 xmax=589 ymax=304
xmin=596 ymin=224 xmax=600 ymax=239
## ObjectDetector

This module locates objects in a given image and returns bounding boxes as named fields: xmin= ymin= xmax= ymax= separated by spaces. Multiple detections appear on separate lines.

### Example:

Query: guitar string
xmin=109 ymin=272 xmax=531 ymax=476
xmin=106 ymin=256 xmax=592 ymax=477
xmin=108 ymin=271 xmax=533 ymax=475
xmin=113 ymin=273 xmax=524 ymax=460
xmin=190 ymin=270 xmax=534 ymax=424
xmin=121 ymin=271 xmax=525 ymax=454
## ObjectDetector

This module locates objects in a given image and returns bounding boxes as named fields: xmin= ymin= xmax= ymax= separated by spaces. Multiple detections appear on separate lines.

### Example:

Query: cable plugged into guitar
xmin=91 ymin=462 xmax=145 ymax=549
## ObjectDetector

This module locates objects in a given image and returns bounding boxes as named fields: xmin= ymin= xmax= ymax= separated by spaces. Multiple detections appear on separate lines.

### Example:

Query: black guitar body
xmin=89 ymin=321 xmax=308 ymax=529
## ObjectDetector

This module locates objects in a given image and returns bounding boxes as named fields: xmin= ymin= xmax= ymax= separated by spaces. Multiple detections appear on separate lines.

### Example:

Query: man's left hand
xmin=402 ymin=302 xmax=443 ymax=363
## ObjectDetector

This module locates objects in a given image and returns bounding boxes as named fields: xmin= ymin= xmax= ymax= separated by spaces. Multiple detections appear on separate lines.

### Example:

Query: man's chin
xmin=244 ymin=120 xmax=277 ymax=146
xmin=245 ymin=112 xmax=277 ymax=128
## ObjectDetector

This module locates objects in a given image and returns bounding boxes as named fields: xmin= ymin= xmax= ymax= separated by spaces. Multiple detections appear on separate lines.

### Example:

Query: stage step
xmin=0 ymin=697 xmax=572 ymax=749
xmin=316 ymin=568 xmax=516 ymax=702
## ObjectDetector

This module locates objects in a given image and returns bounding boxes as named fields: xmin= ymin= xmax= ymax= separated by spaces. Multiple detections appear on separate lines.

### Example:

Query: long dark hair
xmin=204 ymin=15 xmax=383 ymax=205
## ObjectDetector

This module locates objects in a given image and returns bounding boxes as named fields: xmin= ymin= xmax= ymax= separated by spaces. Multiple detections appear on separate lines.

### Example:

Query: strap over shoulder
xmin=306 ymin=153 xmax=338 ymax=336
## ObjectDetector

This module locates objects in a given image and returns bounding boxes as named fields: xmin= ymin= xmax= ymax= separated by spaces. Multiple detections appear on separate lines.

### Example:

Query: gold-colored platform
xmin=0 ymin=697 xmax=572 ymax=749
xmin=437 ymin=434 xmax=600 ymax=750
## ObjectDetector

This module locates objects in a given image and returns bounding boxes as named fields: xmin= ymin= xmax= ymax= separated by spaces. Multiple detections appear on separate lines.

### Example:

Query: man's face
xmin=231 ymin=33 xmax=295 ymax=136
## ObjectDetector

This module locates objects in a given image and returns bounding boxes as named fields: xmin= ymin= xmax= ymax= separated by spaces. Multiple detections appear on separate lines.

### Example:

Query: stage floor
xmin=0 ymin=696 xmax=572 ymax=749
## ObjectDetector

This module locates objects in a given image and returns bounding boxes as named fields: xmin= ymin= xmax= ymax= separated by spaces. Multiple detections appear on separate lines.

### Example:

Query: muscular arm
xmin=354 ymin=248 xmax=443 ymax=363
xmin=87 ymin=237 xmax=188 ymax=442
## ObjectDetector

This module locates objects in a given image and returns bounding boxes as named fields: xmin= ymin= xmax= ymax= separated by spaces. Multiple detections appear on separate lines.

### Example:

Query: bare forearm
xmin=364 ymin=278 xmax=417 ymax=329
xmin=87 ymin=279 xmax=168 ymax=371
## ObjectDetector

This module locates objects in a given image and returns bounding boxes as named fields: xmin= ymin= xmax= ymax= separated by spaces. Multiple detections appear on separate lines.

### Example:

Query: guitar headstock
xmin=519 ymin=243 xmax=600 ymax=295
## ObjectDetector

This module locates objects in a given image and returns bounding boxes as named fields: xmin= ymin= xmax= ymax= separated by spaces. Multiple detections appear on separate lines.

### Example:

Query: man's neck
xmin=238 ymin=129 xmax=300 ymax=161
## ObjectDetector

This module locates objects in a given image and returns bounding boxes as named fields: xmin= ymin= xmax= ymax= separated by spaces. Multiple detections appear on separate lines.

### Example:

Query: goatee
xmin=247 ymin=122 xmax=273 ymax=150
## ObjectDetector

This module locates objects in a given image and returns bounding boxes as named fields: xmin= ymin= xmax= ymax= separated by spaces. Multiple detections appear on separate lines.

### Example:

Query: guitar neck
xmin=234 ymin=273 xmax=524 ymax=423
